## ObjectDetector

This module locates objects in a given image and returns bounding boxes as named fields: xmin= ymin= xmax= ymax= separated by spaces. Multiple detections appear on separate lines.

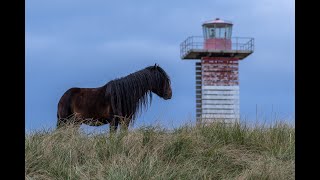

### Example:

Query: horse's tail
xmin=57 ymin=88 xmax=79 ymax=129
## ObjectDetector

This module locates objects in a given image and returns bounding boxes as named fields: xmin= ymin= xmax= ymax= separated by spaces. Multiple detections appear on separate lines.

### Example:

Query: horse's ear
xmin=154 ymin=63 xmax=158 ymax=69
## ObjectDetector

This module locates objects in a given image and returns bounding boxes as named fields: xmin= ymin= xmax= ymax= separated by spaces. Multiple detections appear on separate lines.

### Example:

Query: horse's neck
xmin=135 ymin=83 xmax=151 ymax=100
xmin=130 ymin=76 xmax=153 ymax=102
xmin=103 ymin=78 xmax=150 ymax=98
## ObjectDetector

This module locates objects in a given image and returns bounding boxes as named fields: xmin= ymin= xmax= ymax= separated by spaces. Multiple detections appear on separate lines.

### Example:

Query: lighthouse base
xmin=195 ymin=60 xmax=240 ymax=125
xmin=196 ymin=85 xmax=240 ymax=125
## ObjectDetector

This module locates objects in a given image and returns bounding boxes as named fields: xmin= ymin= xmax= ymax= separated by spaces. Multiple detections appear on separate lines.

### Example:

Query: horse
xmin=56 ymin=64 xmax=172 ymax=133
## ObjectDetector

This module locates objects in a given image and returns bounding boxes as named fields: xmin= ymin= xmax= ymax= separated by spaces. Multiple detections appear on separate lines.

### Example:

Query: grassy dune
xmin=25 ymin=122 xmax=295 ymax=180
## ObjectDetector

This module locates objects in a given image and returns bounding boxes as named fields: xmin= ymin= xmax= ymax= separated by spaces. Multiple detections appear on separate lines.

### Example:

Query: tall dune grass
xmin=25 ymin=121 xmax=294 ymax=180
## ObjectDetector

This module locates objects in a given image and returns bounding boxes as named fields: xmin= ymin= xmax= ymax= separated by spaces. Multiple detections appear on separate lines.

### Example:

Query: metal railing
xmin=180 ymin=36 xmax=254 ymax=58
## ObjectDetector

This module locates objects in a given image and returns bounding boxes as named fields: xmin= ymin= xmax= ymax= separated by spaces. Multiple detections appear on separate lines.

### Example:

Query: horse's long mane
xmin=104 ymin=65 xmax=170 ymax=124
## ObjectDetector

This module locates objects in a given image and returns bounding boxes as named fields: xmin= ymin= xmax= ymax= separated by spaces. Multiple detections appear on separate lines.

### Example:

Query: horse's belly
xmin=72 ymin=96 xmax=112 ymax=126
xmin=74 ymin=105 xmax=111 ymax=118
xmin=82 ymin=118 xmax=107 ymax=126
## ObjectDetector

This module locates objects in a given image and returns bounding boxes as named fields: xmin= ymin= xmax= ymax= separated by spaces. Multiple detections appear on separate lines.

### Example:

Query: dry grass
xmin=25 ymin=121 xmax=295 ymax=180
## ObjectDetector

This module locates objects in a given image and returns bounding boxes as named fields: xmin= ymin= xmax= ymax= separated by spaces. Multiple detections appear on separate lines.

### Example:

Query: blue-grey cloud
xmin=26 ymin=0 xmax=294 ymax=131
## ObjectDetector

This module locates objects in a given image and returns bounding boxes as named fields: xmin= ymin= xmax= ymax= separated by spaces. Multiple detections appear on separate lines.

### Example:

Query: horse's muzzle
xmin=163 ymin=94 xmax=172 ymax=100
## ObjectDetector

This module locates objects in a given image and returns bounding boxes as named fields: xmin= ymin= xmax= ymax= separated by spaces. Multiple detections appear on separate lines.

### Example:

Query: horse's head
xmin=149 ymin=64 xmax=172 ymax=100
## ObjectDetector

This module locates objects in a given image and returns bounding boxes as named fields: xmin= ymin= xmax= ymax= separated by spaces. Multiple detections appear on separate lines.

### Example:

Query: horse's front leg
xmin=109 ymin=117 xmax=119 ymax=134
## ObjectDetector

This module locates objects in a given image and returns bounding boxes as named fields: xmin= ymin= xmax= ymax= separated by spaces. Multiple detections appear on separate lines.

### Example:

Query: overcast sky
xmin=26 ymin=0 xmax=295 ymax=132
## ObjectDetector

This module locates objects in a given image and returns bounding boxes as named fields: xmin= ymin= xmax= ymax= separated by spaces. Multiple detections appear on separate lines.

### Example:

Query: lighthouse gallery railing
xmin=180 ymin=36 xmax=254 ymax=59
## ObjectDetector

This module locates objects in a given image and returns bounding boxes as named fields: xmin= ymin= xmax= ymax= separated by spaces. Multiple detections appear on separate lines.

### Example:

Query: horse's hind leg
xmin=56 ymin=118 xmax=66 ymax=129
xmin=56 ymin=113 xmax=82 ymax=131
xmin=57 ymin=88 xmax=78 ymax=129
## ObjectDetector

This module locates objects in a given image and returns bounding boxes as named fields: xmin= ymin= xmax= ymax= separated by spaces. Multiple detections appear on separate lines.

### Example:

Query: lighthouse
xmin=180 ymin=18 xmax=254 ymax=124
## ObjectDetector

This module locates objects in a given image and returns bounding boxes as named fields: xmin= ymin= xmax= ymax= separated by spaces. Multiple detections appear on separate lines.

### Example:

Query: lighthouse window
xmin=203 ymin=26 xmax=216 ymax=39
xmin=209 ymin=28 xmax=215 ymax=38
xmin=226 ymin=26 xmax=232 ymax=39
xmin=214 ymin=27 xmax=222 ymax=38
xmin=211 ymin=26 xmax=231 ymax=39
xmin=206 ymin=28 xmax=210 ymax=39
xmin=203 ymin=25 xmax=233 ymax=39
xmin=221 ymin=28 xmax=226 ymax=39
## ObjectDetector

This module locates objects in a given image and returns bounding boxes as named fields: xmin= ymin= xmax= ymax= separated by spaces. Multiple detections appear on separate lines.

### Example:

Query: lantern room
xmin=202 ymin=18 xmax=233 ymax=50
xmin=202 ymin=18 xmax=233 ymax=40
xmin=180 ymin=18 xmax=254 ymax=60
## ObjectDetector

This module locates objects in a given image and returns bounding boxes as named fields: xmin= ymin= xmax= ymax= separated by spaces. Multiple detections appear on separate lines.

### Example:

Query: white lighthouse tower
xmin=180 ymin=18 xmax=254 ymax=124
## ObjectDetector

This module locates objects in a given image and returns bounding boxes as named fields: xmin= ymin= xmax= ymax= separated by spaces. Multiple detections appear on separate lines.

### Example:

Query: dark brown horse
xmin=57 ymin=64 xmax=172 ymax=132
